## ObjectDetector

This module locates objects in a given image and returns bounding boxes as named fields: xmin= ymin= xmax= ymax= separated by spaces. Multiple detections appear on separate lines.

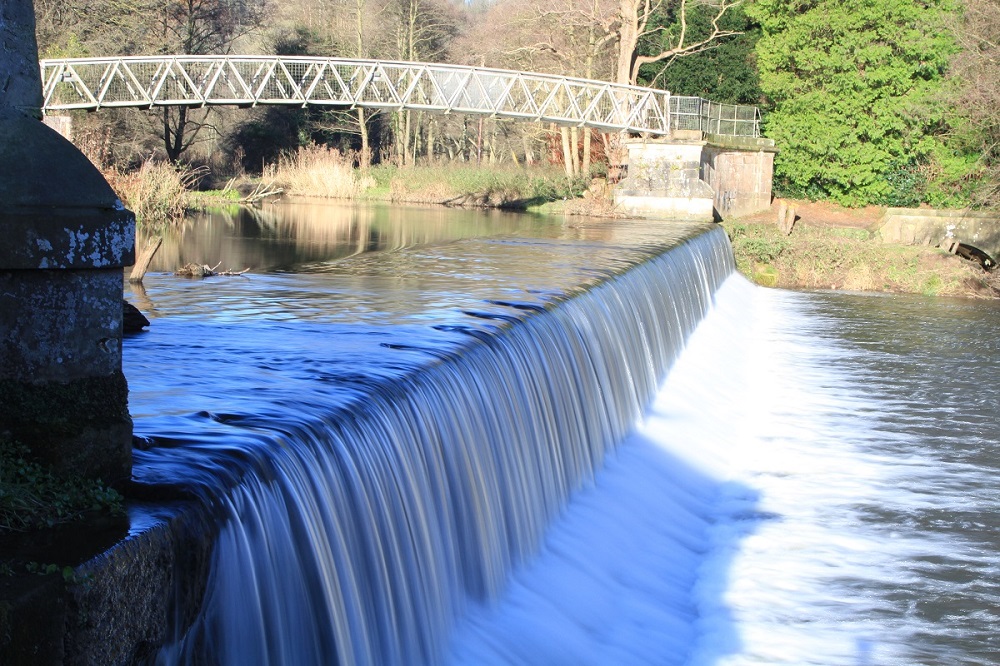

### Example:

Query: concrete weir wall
xmin=614 ymin=131 xmax=777 ymax=222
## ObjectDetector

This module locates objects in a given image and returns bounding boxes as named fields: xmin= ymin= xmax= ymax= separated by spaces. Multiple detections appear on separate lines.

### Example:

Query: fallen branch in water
xmin=175 ymin=261 xmax=250 ymax=278
xmin=240 ymin=180 xmax=283 ymax=204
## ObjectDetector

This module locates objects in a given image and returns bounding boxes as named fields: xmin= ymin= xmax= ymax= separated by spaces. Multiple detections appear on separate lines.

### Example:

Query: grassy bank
xmin=264 ymin=146 xmax=588 ymax=207
xmin=106 ymin=150 xmax=589 ymax=226
xmin=722 ymin=212 xmax=999 ymax=298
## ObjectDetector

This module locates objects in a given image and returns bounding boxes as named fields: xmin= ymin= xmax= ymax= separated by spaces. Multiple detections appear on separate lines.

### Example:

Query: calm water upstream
xmin=125 ymin=202 xmax=1000 ymax=665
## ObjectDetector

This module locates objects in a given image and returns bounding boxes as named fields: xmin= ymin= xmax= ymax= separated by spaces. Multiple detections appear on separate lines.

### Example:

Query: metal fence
xmin=670 ymin=96 xmax=761 ymax=138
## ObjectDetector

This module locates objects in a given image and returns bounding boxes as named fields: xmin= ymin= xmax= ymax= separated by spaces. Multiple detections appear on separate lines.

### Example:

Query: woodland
xmin=33 ymin=0 xmax=1000 ymax=209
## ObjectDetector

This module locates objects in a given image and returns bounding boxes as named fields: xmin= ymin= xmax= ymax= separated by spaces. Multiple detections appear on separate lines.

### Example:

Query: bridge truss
xmin=40 ymin=56 xmax=760 ymax=138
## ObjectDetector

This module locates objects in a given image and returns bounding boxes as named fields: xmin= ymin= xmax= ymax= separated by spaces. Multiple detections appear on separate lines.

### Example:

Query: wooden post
xmin=129 ymin=236 xmax=162 ymax=283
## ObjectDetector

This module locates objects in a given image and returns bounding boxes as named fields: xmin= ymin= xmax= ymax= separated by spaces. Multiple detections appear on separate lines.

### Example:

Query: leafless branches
xmin=950 ymin=0 xmax=1000 ymax=207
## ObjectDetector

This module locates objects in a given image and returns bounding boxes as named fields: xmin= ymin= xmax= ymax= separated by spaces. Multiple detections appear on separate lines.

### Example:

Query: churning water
xmin=126 ymin=204 xmax=1000 ymax=665
xmin=443 ymin=277 xmax=1000 ymax=666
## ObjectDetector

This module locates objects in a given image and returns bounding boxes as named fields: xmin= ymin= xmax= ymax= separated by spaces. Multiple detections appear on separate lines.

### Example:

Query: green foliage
xmin=39 ymin=33 xmax=90 ymax=59
xmin=918 ymin=137 xmax=983 ymax=208
xmin=876 ymin=159 xmax=926 ymax=208
xmin=637 ymin=5 xmax=762 ymax=105
xmin=726 ymin=222 xmax=790 ymax=274
xmin=0 ymin=442 xmax=124 ymax=534
xmin=749 ymin=0 xmax=970 ymax=206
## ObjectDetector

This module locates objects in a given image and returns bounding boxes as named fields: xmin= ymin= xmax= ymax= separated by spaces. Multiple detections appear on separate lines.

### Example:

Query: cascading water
xmin=132 ymin=217 xmax=734 ymax=665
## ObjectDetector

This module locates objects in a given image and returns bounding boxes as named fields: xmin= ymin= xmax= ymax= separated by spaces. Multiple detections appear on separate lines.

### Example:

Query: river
xmin=125 ymin=202 xmax=1000 ymax=665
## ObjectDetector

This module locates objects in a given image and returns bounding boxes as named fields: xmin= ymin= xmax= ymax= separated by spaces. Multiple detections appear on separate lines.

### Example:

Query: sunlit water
xmin=125 ymin=203 xmax=1000 ymax=665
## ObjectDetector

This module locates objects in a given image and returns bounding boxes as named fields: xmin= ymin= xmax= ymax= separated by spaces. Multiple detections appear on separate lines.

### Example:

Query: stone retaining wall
xmin=876 ymin=207 xmax=1000 ymax=263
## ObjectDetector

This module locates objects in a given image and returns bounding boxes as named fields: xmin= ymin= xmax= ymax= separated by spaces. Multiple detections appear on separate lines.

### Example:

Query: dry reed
xmin=105 ymin=160 xmax=200 ymax=225
xmin=272 ymin=145 xmax=374 ymax=198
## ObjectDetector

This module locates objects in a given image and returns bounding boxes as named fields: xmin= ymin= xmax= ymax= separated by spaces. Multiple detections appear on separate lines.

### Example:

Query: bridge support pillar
xmin=1 ymin=0 xmax=135 ymax=486
xmin=614 ymin=131 xmax=777 ymax=222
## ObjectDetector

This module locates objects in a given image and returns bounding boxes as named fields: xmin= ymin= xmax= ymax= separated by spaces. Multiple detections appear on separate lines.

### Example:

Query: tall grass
xmin=271 ymin=145 xmax=375 ymax=198
xmin=104 ymin=160 xmax=198 ymax=226
xmin=372 ymin=163 xmax=587 ymax=206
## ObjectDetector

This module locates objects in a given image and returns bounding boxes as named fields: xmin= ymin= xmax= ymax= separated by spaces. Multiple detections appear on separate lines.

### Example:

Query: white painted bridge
xmin=40 ymin=56 xmax=760 ymax=137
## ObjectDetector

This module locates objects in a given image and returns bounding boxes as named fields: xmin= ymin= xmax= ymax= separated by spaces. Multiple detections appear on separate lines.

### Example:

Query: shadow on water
xmin=121 ymin=203 xmax=757 ymax=665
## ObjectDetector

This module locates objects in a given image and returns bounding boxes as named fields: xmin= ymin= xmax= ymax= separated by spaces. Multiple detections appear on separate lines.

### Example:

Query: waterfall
xmin=154 ymin=226 xmax=735 ymax=665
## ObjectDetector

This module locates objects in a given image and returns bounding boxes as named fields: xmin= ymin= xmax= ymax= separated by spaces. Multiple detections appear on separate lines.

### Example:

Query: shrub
xmin=105 ymin=160 xmax=199 ymax=225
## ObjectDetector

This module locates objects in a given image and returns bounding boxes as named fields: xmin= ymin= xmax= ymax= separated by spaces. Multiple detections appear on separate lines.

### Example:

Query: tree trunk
xmin=163 ymin=107 xmax=188 ymax=162
xmin=357 ymin=108 xmax=371 ymax=168
xmin=570 ymin=126 xmax=581 ymax=176
xmin=426 ymin=117 xmax=435 ymax=161
xmin=560 ymin=126 xmax=574 ymax=178
xmin=476 ymin=117 xmax=484 ymax=165
xmin=129 ymin=236 xmax=162 ymax=284
xmin=617 ymin=0 xmax=641 ymax=84
xmin=403 ymin=110 xmax=413 ymax=166
xmin=393 ymin=111 xmax=405 ymax=164
xmin=488 ymin=122 xmax=498 ymax=164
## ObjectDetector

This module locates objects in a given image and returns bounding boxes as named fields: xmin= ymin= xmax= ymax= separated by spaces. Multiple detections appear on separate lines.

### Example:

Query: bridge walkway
xmin=40 ymin=56 xmax=760 ymax=138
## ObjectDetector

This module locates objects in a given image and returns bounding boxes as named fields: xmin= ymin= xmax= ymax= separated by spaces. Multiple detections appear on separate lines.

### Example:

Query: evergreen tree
xmin=636 ymin=4 xmax=760 ymax=105
xmin=749 ymin=0 xmax=962 ymax=206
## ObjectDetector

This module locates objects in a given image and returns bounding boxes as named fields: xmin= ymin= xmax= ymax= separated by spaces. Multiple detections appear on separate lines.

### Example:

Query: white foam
xmin=447 ymin=275 xmax=919 ymax=665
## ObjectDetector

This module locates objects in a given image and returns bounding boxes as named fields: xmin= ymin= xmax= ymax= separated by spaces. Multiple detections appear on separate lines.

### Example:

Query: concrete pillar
xmin=614 ymin=134 xmax=716 ymax=221
xmin=613 ymin=132 xmax=777 ymax=222
xmin=1 ymin=1 xmax=135 ymax=484
xmin=0 ymin=1 xmax=44 ymax=118
xmin=701 ymin=139 xmax=777 ymax=219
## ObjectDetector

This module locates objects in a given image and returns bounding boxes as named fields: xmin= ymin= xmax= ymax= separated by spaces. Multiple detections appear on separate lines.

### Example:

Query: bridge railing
xmin=670 ymin=97 xmax=761 ymax=137
xmin=39 ymin=56 xmax=760 ymax=138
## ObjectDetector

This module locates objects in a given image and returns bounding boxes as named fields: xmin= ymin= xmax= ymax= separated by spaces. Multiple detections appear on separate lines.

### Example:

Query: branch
xmin=632 ymin=0 xmax=743 ymax=80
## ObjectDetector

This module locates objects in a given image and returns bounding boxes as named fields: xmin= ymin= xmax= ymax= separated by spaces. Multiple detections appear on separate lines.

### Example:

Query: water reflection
xmin=127 ymin=203 xmax=710 ymax=325
xmin=136 ymin=201 xmax=558 ymax=275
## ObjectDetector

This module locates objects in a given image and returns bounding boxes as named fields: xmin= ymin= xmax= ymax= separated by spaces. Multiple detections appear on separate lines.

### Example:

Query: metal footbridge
xmin=40 ymin=56 xmax=760 ymax=137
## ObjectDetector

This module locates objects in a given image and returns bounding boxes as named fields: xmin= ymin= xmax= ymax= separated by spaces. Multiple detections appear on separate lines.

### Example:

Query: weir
xmin=111 ymin=222 xmax=736 ymax=665
xmin=3 ymin=216 xmax=737 ymax=663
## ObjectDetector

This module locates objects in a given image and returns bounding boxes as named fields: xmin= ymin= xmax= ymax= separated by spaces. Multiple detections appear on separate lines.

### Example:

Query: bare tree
xmin=949 ymin=0 xmax=1000 ymax=207
xmin=155 ymin=0 xmax=269 ymax=162
xmin=456 ymin=0 xmax=616 ymax=175
xmin=457 ymin=0 xmax=740 ymax=176
xmin=388 ymin=0 xmax=463 ymax=164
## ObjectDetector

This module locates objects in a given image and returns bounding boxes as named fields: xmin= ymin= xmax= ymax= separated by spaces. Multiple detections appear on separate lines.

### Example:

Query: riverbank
xmin=721 ymin=200 xmax=1000 ymax=299
xmin=106 ymin=155 xmax=999 ymax=299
